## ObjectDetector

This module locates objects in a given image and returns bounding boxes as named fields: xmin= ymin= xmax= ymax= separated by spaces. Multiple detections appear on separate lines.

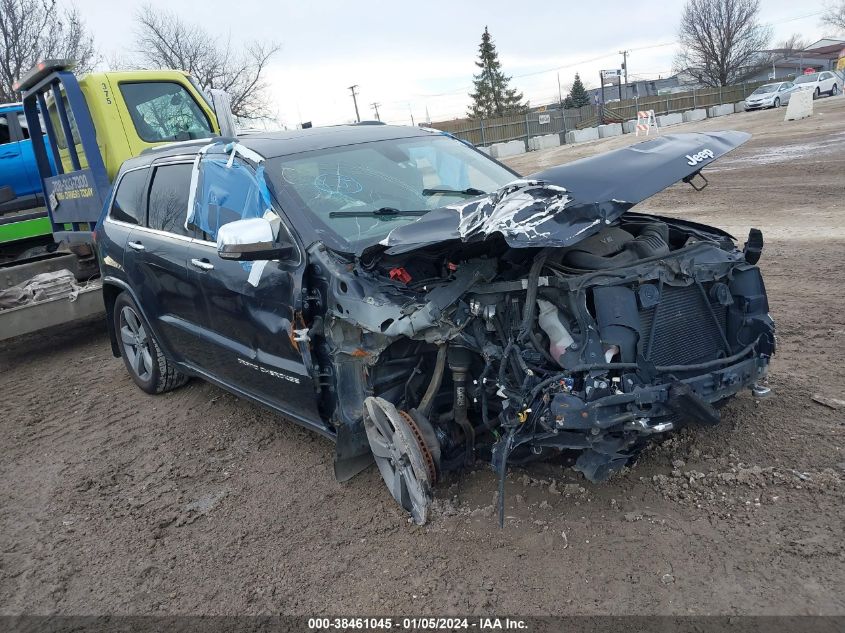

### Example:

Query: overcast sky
xmin=74 ymin=0 xmax=834 ymax=127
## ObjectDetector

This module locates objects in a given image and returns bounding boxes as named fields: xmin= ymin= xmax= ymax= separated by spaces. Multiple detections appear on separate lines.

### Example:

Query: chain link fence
xmin=430 ymin=80 xmax=772 ymax=148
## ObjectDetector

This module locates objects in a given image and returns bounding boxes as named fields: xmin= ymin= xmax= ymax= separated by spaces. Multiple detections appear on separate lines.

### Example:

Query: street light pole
xmin=348 ymin=85 xmax=360 ymax=122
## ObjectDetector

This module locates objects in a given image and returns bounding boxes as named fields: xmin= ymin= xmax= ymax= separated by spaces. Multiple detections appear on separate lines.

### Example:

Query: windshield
xmin=266 ymin=134 xmax=517 ymax=248
xmin=794 ymin=74 xmax=818 ymax=84
xmin=752 ymin=84 xmax=779 ymax=94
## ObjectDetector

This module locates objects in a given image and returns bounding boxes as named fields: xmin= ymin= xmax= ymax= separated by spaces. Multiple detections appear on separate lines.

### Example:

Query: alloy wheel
xmin=363 ymin=397 xmax=433 ymax=525
xmin=119 ymin=306 xmax=153 ymax=382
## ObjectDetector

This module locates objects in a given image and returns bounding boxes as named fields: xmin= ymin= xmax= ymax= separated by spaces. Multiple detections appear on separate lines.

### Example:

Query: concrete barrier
xmin=656 ymin=113 xmax=683 ymax=127
xmin=708 ymin=104 xmax=733 ymax=117
xmin=734 ymin=101 xmax=746 ymax=113
xmin=598 ymin=123 xmax=623 ymax=138
xmin=528 ymin=133 xmax=561 ymax=151
xmin=682 ymin=109 xmax=707 ymax=123
xmin=564 ymin=127 xmax=600 ymax=144
xmin=784 ymin=90 xmax=813 ymax=121
xmin=489 ymin=140 xmax=525 ymax=159
xmin=623 ymin=119 xmax=638 ymax=134
xmin=476 ymin=145 xmax=491 ymax=155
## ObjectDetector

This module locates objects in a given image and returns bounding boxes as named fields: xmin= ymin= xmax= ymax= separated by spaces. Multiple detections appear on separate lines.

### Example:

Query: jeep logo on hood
xmin=686 ymin=148 xmax=715 ymax=166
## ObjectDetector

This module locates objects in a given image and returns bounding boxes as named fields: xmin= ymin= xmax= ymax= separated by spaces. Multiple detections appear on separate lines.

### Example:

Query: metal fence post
xmin=693 ymin=89 xmax=696 ymax=109
xmin=480 ymin=119 xmax=486 ymax=146
xmin=524 ymin=112 xmax=530 ymax=149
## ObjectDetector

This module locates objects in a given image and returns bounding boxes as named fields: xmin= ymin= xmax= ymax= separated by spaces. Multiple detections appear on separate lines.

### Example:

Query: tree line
xmin=0 ymin=0 xmax=278 ymax=119
xmin=466 ymin=0 xmax=845 ymax=120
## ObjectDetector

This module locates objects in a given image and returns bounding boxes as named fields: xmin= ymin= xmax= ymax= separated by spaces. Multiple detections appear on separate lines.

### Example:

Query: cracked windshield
xmin=267 ymin=135 xmax=516 ymax=246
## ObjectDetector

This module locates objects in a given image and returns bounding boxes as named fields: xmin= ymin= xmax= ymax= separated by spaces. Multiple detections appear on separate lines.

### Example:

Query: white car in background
xmin=792 ymin=72 xmax=839 ymax=99
xmin=744 ymin=81 xmax=796 ymax=109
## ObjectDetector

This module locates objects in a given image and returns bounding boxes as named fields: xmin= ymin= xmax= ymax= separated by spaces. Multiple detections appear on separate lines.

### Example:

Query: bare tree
xmin=821 ymin=1 xmax=845 ymax=34
xmin=675 ymin=0 xmax=772 ymax=87
xmin=133 ymin=5 xmax=280 ymax=120
xmin=775 ymin=34 xmax=807 ymax=55
xmin=0 ymin=0 xmax=96 ymax=102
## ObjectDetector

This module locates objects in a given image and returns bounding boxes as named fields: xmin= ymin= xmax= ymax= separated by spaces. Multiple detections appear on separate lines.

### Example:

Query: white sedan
xmin=744 ymin=81 xmax=796 ymax=110
xmin=792 ymin=71 xmax=840 ymax=99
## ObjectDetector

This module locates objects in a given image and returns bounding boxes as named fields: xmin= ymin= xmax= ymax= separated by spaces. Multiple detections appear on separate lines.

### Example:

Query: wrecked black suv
xmin=95 ymin=125 xmax=775 ymax=524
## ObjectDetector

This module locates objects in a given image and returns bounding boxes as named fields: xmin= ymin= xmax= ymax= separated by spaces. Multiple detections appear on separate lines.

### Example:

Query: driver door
xmin=186 ymin=154 xmax=320 ymax=422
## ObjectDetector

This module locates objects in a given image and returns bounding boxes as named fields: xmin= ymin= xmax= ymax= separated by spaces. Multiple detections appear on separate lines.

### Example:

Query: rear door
xmin=185 ymin=155 xmax=320 ymax=421
xmin=124 ymin=160 xmax=211 ymax=367
xmin=0 ymin=111 xmax=28 ymax=201
xmin=15 ymin=112 xmax=44 ymax=200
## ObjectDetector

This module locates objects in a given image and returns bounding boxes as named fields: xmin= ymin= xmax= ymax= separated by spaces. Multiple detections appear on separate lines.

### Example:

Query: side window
xmin=119 ymin=82 xmax=214 ymax=143
xmin=110 ymin=169 xmax=148 ymax=225
xmin=147 ymin=163 xmax=193 ymax=236
xmin=0 ymin=114 xmax=10 ymax=145
xmin=187 ymin=158 xmax=272 ymax=242
xmin=17 ymin=114 xmax=30 ymax=139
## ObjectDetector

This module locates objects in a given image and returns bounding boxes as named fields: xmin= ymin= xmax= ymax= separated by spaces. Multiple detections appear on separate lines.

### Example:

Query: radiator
xmin=639 ymin=283 xmax=728 ymax=367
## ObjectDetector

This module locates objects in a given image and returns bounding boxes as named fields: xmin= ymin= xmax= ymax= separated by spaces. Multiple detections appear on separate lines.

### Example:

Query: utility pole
xmin=619 ymin=50 xmax=630 ymax=99
xmin=370 ymin=102 xmax=381 ymax=121
xmin=348 ymin=85 xmax=360 ymax=122
xmin=408 ymin=103 xmax=415 ymax=126
xmin=557 ymin=72 xmax=563 ymax=110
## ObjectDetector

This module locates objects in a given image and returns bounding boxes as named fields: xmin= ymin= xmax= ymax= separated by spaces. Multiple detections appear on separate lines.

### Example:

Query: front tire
xmin=814 ymin=87 xmax=820 ymax=100
xmin=114 ymin=292 xmax=188 ymax=394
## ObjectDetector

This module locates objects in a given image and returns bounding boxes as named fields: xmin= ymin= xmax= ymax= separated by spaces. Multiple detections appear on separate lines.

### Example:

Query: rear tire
xmin=831 ymin=84 xmax=839 ymax=96
xmin=114 ymin=292 xmax=188 ymax=395
xmin=773 ymin=97 xmax=780 ymax=108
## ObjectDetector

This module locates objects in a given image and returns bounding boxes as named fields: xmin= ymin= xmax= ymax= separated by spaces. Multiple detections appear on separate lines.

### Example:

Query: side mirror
xmin=217 ymin=217 xmax=296 ymax=261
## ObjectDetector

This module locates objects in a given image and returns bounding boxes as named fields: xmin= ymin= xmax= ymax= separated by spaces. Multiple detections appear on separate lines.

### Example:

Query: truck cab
xmin=15 ymin=61 xmax=221 ymax=245
xmin=1 ymin=60 xmax=225 ymax=341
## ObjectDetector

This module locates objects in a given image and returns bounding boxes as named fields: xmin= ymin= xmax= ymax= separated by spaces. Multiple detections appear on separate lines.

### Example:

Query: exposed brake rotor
xmin=398 ymin=409 xmax=437 ymax=485
xmin=363 ymin=397 xmax=438 ymax=525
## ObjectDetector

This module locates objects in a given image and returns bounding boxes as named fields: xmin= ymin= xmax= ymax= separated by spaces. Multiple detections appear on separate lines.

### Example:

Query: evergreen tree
xmin=567 ymin=73 xmax=591 ymax=109
xmin=467 ymin=27 xmax=526 ymax=119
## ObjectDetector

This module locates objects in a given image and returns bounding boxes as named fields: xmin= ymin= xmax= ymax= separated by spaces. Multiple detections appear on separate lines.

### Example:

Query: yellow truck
xmin=1 ymin=60 xmax=234 ymax=340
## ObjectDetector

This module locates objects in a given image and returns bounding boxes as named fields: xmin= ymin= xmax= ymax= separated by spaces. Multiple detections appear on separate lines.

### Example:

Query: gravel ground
xmin=1 ymin=96 xmax=843 ymax=616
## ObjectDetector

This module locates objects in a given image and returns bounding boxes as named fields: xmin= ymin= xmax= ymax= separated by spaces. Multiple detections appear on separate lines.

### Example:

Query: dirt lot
xmin=2 ymin=97 xmax=844 ymax=616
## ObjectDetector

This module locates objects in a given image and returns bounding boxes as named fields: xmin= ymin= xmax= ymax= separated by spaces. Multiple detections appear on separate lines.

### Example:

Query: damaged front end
xmin=305 ymin=131 xmax=775 ymax=524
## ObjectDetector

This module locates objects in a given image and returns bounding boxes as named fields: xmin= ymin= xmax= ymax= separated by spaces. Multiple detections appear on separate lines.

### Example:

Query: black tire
xmin=814 ymin=87 xmax=820 ymax=100
xmin=773 ymin=97 xmax=780 ymax=108
xmin=831 ymin=84 xmax=839 ymax=96
xmin=113 ymin=292 xmax=188 ymax=394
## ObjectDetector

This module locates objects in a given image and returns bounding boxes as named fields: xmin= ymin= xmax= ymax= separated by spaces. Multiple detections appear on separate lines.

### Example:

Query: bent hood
xmin=375 ymin=130 xmax=750 ymax=255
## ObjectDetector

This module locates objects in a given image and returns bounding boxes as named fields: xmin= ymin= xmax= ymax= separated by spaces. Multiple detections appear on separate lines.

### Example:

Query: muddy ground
xmin=1 ymin=96 xmax=844 ymax=616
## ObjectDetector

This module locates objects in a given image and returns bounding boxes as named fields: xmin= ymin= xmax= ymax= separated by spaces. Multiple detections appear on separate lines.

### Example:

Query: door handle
xmin=127 ymin=240 xmax=145 ymax=251
xmin=190 ymin=258 xmax=214 ymax=271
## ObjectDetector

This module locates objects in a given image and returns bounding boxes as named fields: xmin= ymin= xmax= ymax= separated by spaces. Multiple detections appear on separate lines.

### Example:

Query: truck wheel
xmin=114 ymin=292 xmax=188 ymax=394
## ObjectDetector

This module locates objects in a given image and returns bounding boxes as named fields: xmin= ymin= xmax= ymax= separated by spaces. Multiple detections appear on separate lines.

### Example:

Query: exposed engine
xmin=304 ymin=208 xmax=775 ymax=524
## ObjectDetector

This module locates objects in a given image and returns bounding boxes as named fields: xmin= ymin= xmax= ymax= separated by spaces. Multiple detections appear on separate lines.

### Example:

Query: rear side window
xmin=0 ymin=114 xmax=10 ymax=145
xmin=147 ymin=163 xmax=193 ymax=236
xmin=110 ymin=169 xmax=148 ymax=225
xmin=119 ymin=82 xmax=214 ymax=143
